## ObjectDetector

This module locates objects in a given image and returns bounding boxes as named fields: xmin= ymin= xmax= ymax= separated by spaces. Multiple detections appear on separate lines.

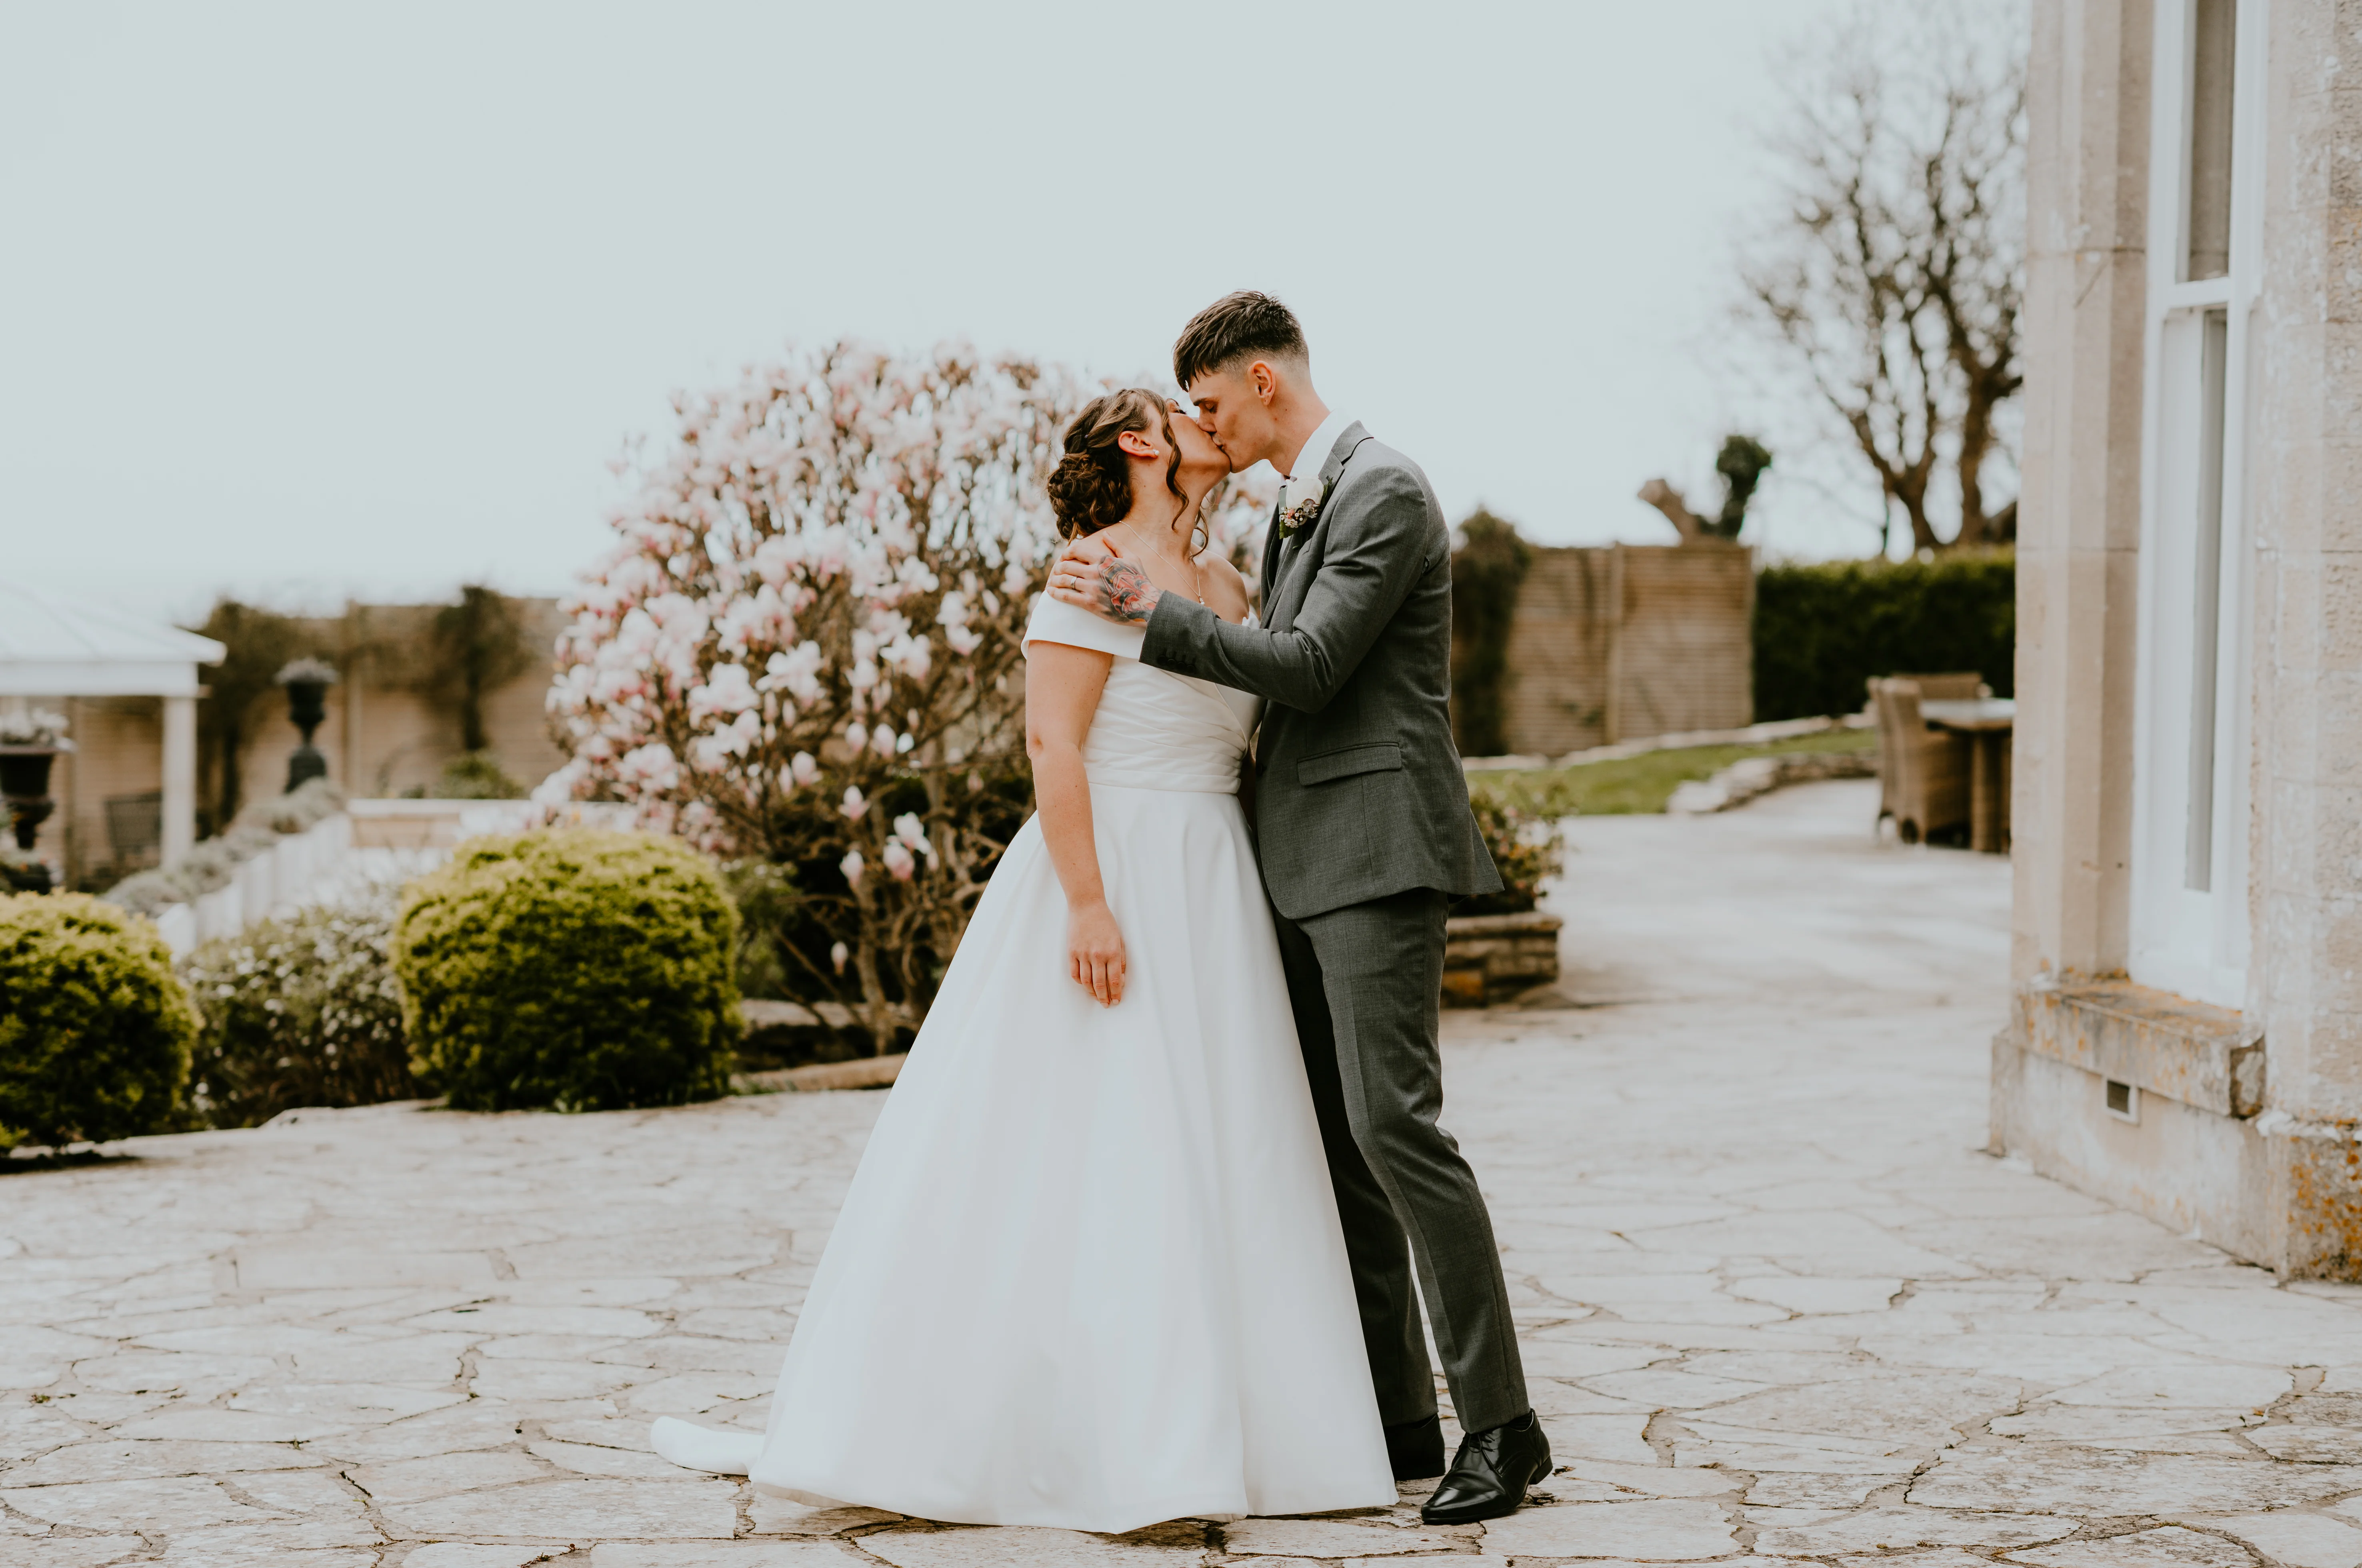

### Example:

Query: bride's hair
xmin=1048 ymin=388 xmax=1192 ymax=541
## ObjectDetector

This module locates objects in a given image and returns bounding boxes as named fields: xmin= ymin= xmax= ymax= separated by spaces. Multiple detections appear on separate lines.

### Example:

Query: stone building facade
xmin=1994 ymin=0 xmax=2362 ymax=1274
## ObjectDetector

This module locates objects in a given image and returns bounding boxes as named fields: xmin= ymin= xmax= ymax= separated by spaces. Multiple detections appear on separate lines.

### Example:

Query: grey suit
xmin=1141 ymin=423 xmax=1530 ymax=1435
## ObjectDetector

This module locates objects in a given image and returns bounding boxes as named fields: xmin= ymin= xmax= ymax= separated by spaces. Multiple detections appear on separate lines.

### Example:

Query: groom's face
xmin=1182 ymin=363 xmax=1274 ymax=474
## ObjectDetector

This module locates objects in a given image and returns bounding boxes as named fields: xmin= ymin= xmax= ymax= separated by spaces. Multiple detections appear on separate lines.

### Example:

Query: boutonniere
xmin=1278 ymin=472 xmax=1333 ymax=537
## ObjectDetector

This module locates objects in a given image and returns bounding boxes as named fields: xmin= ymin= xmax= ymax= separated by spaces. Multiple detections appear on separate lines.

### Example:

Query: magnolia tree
xmin=540 ymin=340 xmax=1273 ymax=1050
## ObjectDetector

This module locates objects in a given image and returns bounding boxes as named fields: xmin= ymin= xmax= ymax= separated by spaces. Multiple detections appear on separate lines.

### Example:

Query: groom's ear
xmin=1249 ymin=360 xmax=1282 ymax=406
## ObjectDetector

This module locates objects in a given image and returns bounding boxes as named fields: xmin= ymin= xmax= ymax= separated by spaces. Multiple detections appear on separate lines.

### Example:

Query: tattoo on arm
xmin=1095 ymin=559 xmax=1162 ymax=624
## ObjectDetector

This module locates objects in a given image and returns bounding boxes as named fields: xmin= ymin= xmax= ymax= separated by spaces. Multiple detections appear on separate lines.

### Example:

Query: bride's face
xmin=1162 ymin=401 xmax=1230 ymax=483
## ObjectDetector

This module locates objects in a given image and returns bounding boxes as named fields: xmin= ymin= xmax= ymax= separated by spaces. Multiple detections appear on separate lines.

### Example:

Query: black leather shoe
xmin=1384 ymin=1411 xmax=1445 ymax=1481
xmin=1420 ymin=1411 xmax=1552 ymax=1524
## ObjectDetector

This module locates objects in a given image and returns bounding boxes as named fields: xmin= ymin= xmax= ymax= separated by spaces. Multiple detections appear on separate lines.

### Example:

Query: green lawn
xmin=1470 ymin=727 xmax=1877 ymax=818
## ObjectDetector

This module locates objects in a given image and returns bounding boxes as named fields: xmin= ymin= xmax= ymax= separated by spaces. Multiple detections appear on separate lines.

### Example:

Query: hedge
xmin=393 ymin=829 xmax=739 ymax=1112
xmin=1754 ymin=552 xmax=2015 ymax=721
xmin=1450 ymin=511 xmax=1533 ymax=757
xmin=0 ymin=893 xmax=195 ymax=1149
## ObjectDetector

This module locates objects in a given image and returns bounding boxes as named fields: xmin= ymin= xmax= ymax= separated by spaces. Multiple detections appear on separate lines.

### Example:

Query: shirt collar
xmin=1280 ymin=408 xmax=1354 ymax=482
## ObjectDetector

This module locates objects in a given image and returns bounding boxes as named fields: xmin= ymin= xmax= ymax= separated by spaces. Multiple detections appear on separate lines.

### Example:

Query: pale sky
xmin=2 ymin=1 xmax=1887 ymax=625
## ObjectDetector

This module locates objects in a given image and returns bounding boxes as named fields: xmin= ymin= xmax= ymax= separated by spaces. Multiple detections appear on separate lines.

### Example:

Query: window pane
xmin=2188 ymin=0 xmax=2237 ymax=281
xmin=2186 ymin=308 xmax=2229 ymax=891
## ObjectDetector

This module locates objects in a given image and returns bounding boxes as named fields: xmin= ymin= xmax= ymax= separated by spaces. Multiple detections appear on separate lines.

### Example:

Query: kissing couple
xmin=653 ymin=291 xmax=1549 ymax=1532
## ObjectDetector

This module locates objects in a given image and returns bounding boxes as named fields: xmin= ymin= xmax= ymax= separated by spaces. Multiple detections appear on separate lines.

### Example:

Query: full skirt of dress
xmin=744 ymin=780 xmax=1394 ymax=1532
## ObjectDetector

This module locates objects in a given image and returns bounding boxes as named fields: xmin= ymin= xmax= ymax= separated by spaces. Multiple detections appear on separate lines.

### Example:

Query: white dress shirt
xmin=1279 ymin=407 xmax=1355 ymax=494
xmin=1272 ymin=410 xmax=1355 ymax=596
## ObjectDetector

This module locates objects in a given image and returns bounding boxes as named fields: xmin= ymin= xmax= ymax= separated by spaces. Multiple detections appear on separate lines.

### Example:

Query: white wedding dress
xmin=652 ymin=593 xmax=1394 ymax=1533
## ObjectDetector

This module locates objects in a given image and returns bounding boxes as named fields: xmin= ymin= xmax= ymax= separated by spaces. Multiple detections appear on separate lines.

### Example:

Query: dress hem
xmin=748 ymin=1477 xmax=1397 ymax=1536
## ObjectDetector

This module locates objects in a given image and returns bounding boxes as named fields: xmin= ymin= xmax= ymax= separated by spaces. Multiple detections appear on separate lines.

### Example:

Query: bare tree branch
xmin=1738 ymin=0 xmax=2025 ymax=553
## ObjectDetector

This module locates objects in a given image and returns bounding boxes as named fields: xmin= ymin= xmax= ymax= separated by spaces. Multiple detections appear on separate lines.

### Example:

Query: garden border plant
xmin=102 ymin=777 xmax=348 ymax=919
xmin=178 ymin=885 xmax=412 ymax=1130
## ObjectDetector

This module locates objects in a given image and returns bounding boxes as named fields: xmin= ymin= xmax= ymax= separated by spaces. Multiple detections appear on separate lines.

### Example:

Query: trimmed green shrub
xmin=1456 ymin=793 xmax=1568 ymax=917
xmin=0 ymin=893 xmax=194 ymax=1149
xmin=393 ymin=829 xmax=740 ymax=1112
xmin=426 ymin=751 xmax=524 ymax=800
xmin=1450 ymin=510 xmax=1534 ymax=757
xmin=179 ymin=889 xmax=412 ymax=1129
xmin=1753 ymin=551 xmax=2015 ymax=721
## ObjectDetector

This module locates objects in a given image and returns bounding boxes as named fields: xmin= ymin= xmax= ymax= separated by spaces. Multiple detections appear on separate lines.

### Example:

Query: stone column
xmin=2009 ymin=0 xmax=2152 ymax=987
xmin=161 ymin=693 xmax=197 ymax=865
xmin=2248 ymin=0 xmax=2362 ymax=1270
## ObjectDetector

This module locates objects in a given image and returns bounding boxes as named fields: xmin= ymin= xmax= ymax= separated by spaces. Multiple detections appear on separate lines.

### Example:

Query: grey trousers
xmin=1275 ymin=887 xmax=1530 ymax=1434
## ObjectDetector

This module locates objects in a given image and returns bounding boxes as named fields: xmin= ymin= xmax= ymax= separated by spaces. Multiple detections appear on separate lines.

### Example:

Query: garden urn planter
xmin=0 ymin=745 xmax=60 ymax=891
xmin=0 ymin=745 xmax=60 ymax=851
xmin=276 ymin=659 xmax=338 ymax=792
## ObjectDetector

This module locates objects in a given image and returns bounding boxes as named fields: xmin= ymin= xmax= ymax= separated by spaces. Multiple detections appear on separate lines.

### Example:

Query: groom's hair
xmin=1173 ymin=292 xmax=1307 ymax=390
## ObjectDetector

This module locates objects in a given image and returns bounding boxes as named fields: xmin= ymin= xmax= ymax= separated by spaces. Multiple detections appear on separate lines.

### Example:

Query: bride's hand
xmin=1068 ymin=900 xmax=1127 ymax=1007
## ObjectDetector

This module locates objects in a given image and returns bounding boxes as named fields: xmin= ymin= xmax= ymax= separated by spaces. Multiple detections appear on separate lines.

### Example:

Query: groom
xmin=1048 ymin=292 xmax=1546 ymax=1524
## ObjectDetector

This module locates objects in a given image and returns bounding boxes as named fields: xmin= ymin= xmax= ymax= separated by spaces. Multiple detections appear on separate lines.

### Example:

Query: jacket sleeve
xmin=1140 ymin=467 xmax=1432 ymax=713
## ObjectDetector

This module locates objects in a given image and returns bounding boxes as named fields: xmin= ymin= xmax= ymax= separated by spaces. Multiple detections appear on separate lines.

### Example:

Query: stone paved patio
xmin=9 ymin=779 xmax=2362 ymax=1566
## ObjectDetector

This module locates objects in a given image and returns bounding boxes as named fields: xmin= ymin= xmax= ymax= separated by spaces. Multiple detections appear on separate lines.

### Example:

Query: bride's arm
xmin=1024 ymin=641 xmax=1126 ymax=1007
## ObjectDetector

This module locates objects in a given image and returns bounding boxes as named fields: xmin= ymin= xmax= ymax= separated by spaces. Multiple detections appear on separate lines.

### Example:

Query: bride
xmin=650 ymin=387 xmax=1396 ymax=1531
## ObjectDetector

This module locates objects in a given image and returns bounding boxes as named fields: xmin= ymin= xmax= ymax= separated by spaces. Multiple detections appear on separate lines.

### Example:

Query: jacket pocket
xmin=1297 ymin=741 xmax=1405 ymax=785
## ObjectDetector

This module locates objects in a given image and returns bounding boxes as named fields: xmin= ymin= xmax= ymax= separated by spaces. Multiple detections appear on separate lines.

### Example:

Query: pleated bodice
xmin=1024 ymin=593 xmax=1259 ymax=794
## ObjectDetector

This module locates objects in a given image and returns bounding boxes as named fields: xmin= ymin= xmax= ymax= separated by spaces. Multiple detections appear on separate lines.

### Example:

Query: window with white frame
xmin=2129 ymin=0 xmax=2260 ymax=1008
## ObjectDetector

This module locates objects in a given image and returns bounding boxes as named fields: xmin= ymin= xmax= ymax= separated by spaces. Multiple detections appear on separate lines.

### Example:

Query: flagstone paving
xmin=8 ymin=779 xmax=2362 ymax=1565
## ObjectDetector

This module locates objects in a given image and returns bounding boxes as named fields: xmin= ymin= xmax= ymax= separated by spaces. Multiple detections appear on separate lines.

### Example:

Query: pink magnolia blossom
xmin=537 ymin=338 xmax=1276 ymax=1047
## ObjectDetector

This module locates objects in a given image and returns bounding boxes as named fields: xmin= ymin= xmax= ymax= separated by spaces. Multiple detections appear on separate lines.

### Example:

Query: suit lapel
xmin=1316 ymin=421 xmax=1368 ymax=495
xmin=1267 ymin=423 xmax=1371 ymax=623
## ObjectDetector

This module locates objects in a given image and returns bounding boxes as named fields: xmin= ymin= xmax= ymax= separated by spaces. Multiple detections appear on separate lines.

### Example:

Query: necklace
xmin=1120 ymin=519 xmax=1206 ymax=606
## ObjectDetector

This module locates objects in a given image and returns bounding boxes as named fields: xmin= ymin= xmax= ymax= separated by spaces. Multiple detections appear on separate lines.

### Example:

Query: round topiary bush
xmin=0 ymin=893 xmax=195 ymax=1149
xmin=392 ymin=829 xmax=740 ymax=1112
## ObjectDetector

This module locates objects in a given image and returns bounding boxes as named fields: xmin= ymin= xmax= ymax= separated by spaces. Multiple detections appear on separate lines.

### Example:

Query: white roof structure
xmin=0 ymin=585 xmax=225 ymax=696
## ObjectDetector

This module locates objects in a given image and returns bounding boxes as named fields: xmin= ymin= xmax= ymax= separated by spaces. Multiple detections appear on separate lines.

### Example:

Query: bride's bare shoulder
xmin=1199 ymin=553 xmax=1253 ymax=622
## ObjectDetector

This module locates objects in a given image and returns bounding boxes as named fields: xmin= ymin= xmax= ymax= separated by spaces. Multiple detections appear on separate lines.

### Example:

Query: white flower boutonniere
xmin=1278 ymin=472 xmax=1333 ymax=537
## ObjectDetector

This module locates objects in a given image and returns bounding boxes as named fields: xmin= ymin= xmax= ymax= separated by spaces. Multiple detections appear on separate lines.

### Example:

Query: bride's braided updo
xmin=1048 ymin=388 xmax=1189 ymax=541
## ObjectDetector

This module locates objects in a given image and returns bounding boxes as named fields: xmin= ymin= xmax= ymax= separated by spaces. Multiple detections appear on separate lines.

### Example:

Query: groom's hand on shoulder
xmin=1048 ymin=533 xmax=1163 ymax=626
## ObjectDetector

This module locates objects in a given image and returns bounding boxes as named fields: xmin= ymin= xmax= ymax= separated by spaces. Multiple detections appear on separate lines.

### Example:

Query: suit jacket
xmin=1141 ymin=421 xmax=1501 ymax=921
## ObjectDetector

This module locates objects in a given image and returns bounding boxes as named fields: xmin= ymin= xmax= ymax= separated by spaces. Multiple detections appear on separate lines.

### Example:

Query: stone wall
xmin=1492 ymin=542 xmax=1754 ymax=758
